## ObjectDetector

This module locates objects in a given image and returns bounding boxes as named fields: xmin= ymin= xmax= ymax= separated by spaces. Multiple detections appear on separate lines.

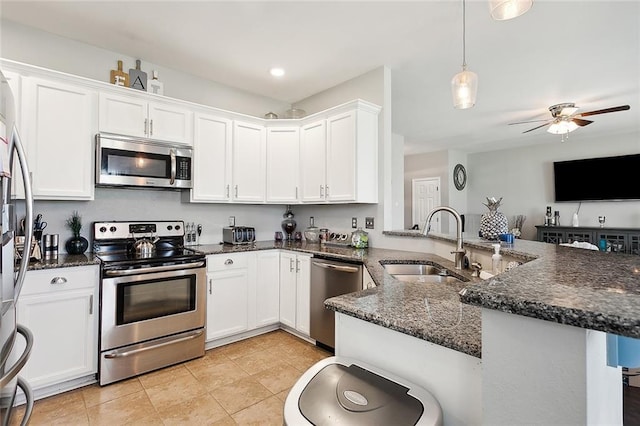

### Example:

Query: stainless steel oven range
xmin=93 ymin=220 xmax=205 ymax=386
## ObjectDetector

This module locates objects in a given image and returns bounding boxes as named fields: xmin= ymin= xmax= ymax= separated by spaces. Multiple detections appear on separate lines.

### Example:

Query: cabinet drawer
xmin=207 ymin=253 xmax=250 ymax=272
xmin=21 ymin=265 xmax=99 ymax=296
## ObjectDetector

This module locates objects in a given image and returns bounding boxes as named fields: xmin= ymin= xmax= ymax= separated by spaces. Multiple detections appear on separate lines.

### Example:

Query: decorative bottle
xmin=281 ymin=206 xmax=297 ymax=241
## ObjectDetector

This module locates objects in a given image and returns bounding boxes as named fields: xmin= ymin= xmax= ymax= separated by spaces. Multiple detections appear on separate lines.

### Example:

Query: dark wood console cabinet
xmin=536 ymin=225 xmax=640 ymax=254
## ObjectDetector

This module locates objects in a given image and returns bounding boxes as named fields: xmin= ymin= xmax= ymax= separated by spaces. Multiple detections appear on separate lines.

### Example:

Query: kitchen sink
xmin=382 ymin=263 xmax=466 ymax=284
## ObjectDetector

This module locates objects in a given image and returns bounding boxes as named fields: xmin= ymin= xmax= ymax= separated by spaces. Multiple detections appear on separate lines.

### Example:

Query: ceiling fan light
xmin=452 ymin=69 xmax=478 ymax=109
xmin=559 ymin=106 xmax=578 ymax=117
xmin=489 ymin=0 xmax=533 ymax=20
xmin=547 ymin=120 xmax=578 ymax=135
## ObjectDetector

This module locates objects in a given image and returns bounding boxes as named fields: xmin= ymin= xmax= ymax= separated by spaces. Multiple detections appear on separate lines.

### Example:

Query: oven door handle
xmin=104 ymin=260 xmax=205 ymax=276
xmin=104 ymin=329 xmax=204 ymax=359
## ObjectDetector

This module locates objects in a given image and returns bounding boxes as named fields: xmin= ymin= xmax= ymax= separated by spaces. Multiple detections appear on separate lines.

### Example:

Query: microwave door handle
xmin=170 ymin=148 xmax=176 ymax=185
xmin=12 ymin=129 xmax=34 ymax=301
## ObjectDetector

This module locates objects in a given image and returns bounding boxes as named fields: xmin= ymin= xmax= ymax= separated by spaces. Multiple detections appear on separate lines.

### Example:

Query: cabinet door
xmin=191 ymin=113 xmax=232 ymax=202
xmin=266 ymin=127 xmax=300 ymax=203
xmin=232 ymin=121 xmax=266 ymax=202
xmin=148 ymin=101 xmax=193 ymax=144
xmin=279 ymin=252 xmax=297 ymax=329
xmin=326 ymin=111 xmax=357 ymax=201
xmin=295 ymin=254 xmax=311 ymax=336
xmin=256 ymin=251 xmax=280 ymax=327
xmin=300 ymin=120 xmax=327 ymax=203
xmin=16 ymin=266 xmax=98 ymax=390
xmin=22 ymin=77 xmax=95 ymax=200
xmin=99 ymin=92 xmax=147 ymax=137
xmin=4 ymin=71 xmax=25 ymax=200
xmin=206 ymin=269 xmax=249 ymax=340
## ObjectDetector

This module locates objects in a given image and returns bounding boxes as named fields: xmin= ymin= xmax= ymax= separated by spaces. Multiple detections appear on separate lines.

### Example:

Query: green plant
xmin=66 ymin=210 xmax=82 ymax=238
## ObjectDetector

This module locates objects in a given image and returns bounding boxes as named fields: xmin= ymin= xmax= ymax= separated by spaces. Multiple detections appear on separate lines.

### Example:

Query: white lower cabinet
xmin=255 ymin=250 xmax=280 ymax=327
xmin=206 ymin=253 xmax=253 ymax=341
xmin=16 ymin=265 xmax=99 ymax=390
xmin=279 ymin=251 xmax=311 ymax=336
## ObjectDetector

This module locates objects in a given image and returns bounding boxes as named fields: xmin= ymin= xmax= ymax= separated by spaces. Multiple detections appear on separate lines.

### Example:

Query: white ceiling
xmin=2 ymin=1 xmax=639 ymax=154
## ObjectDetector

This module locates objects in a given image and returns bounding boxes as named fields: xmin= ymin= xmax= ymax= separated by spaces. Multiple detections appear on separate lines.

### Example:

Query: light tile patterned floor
xmin=12 ymin=330 xmax=331 ymax=425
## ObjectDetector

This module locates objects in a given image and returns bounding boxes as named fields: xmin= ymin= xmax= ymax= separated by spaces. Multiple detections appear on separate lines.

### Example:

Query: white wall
xmin=0 ymin=20 xmax=290 ymax=117
xmin=467 ymin=130 xmax=640 ymax=240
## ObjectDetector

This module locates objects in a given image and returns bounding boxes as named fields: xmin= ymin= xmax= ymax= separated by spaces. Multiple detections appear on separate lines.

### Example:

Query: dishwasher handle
xmin=312 ymin=261 xmax=360 ymax=273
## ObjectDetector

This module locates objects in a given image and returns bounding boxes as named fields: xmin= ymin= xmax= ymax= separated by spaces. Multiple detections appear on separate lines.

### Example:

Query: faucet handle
xmin=471 ymin=262 xmax=482 ymax=277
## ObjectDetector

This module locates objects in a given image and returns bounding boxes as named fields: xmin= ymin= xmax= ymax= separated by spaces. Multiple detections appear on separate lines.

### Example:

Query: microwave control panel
xmin=176 ymin=157 xmax=191 ymax=180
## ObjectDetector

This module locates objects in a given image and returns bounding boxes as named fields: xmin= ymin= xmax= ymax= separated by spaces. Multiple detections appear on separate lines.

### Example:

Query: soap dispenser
xmin=492 ymin=243 xmax=502 ymax=274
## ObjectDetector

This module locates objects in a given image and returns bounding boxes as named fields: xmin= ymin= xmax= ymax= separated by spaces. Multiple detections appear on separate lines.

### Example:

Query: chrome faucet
xmin=422 ymin=206 xmax=465 ymax=270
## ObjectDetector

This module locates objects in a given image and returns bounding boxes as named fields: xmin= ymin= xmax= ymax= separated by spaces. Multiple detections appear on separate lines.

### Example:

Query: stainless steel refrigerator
xmin=0 ymin=70 xmax=35 ymax=425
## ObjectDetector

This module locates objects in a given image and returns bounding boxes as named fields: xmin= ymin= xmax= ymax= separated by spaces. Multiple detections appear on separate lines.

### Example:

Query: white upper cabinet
xmin=190 ymin=112 xmax=232 ymax=202
xmin=299 ymin=120 xmax=327 ymax=203
xmin=21 ymin=77 xmax=96 ymax=200
xmin=300 ymin=100 xmax=380 ymax=204
xmin=99 ymin=92 xmax=193 ymax=145
xmin=266 ymin=127 xmax=300 ymax=203
xmin=232 ymin=120 xmax=266 ymax=203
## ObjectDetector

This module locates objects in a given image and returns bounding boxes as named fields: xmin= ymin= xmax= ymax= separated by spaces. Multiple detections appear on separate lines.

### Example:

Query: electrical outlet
xmin=352 ymin=217 xmax=358 ymax=228
xmin=228 ymin=216 xmax=235 ymax=227
xmin=365 ymin=217 xmax=374 ymax=229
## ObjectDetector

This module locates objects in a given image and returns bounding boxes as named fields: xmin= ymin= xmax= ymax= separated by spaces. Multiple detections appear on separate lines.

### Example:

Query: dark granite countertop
xmin=386 ymin=230 xmax=640 ymax=340
xmin=27 ymin=253 xmax=100 ymax=270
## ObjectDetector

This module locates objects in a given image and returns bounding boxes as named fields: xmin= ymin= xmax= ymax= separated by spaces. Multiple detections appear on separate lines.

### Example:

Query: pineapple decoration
xmin=479 ymin=197 xmax=509 ymax=240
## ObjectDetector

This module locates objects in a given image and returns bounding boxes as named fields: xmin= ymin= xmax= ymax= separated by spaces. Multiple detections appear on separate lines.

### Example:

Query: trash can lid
xmin=299 ymin=363 xmax=424 ymax=425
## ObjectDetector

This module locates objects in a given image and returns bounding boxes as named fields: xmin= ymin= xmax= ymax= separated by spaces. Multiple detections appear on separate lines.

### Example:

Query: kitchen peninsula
xmin=326 ymin=233 xmax=639 ymax=425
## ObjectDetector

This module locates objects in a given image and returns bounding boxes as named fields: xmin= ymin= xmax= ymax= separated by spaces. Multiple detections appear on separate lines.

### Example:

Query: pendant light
xmin=489 ymin=0 xmax=533 ymax=21
xmin=452 ymin=0 xmax=478 ymax=109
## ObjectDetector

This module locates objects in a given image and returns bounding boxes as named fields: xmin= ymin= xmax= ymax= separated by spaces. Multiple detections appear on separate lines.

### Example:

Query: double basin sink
xmin=383 ymin=263 xmax=467 ymax=284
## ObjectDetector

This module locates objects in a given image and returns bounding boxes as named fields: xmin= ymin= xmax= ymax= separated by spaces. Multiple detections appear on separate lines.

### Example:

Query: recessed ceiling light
xmin=270 ymin=67 xmax=285 ymax=77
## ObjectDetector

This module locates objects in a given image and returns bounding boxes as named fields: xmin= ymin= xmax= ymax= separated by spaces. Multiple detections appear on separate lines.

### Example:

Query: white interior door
xmin=412 ymin=177 xmax=441 ymax=232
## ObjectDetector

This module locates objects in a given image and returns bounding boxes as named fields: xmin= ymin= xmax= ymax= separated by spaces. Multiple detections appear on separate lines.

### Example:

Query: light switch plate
xmin=365 ymin=217 xmax=374 ymax=229
xmin=229 ymin=216 xmax=235 ymax=226
xmin=352 ymin=217 xmax=358 ymax=228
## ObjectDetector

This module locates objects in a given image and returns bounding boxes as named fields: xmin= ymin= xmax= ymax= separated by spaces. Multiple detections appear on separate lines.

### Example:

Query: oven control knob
xmin=167 ymin=225 xmax=173 ymax=231
xmin=99 ymin=226 xmax=107 ymax=233
xmin=175 ymin=225 xmax=181 ymax=231
xmin=109 ymin=226 xmax=117 ymax=233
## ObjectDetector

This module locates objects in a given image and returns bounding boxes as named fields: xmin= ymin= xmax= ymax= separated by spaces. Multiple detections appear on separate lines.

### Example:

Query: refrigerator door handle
xmin=16 ymin=376 xmax=34 ymax=426
xmin=0 ymin=324 xmax=33 ymax=388
xmin=12 ymin=129 xmax=34 ymax=301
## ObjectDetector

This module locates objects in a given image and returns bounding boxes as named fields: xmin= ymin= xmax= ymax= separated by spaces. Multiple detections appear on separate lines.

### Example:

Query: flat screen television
xmin=554 ymin=153 xmax=640 ymax=201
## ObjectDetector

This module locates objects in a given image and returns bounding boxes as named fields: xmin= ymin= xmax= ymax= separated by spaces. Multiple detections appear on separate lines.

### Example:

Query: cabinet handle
xmin=326 ymin=185 xmax=329 ymax=197
xmin=235 ymin=185 xmax=238 ymax=198
xmin=89 ymin=294 xmax=93 ymax=315
xmin=50 ymin=277 xmax=67 ymax=285
xmin=296 ymin=259 xmax=300 ymax=273
xmin=144 ymin=118 xmax=148 ymax=135
xmin=209 ymin=279 xmax=212 ymax=295
xmin=320 ymin=185 xmax=324 ymax=197
xmin=150 ymin=119 xmax=154 ymax=136
xmin=289 ymin=258 xmax=294 ymax=272
xmin=224 ymin=259 xmax=234 ymax=265
xmin=295 ymin=186 xmax=298 ymax=199
xmin=226 ymin=184 xmax=230 ymax=198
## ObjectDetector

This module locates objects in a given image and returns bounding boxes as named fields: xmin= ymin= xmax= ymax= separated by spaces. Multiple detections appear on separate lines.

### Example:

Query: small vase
xmin=281 ymin=206 xmax=297 ymax=241
xmin=65 ymin=236 xmax=88 ymax=255
xmin=479 ymin=197 xmax=509 ymax=240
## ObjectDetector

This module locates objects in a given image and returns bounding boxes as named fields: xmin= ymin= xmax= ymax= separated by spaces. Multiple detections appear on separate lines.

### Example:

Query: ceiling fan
xmin=509 ymin=103 xmax=631 ymax=138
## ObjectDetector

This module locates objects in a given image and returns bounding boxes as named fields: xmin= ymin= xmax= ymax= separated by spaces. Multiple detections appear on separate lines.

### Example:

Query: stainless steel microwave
xmin=96 ymin=133 xmax=193 ymax=189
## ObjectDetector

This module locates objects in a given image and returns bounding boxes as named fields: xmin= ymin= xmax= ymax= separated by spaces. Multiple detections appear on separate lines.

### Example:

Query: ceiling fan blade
xmin=578 ymin=105 xmax=630 ymax=117
xmin=522 ymin=121 xmax=553 ymax=134
xmin=572 ymin=118 xmax=593 ymax=127
xmin=508 ymin=119 xmax=551 ymax=125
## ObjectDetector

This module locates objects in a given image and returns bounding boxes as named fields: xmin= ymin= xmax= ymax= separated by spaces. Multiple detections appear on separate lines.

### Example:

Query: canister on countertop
xmin=43 ymin=234 xmax=59 ymax=259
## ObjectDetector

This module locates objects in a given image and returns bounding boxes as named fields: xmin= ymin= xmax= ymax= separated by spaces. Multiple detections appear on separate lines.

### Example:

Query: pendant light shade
xmin=489 ymin=0 xmax=533 ymax=20
xmin=452 ymin=0 xmax=477 ymax=109
xmin=451 ymin=67 xmax=478 ymax=109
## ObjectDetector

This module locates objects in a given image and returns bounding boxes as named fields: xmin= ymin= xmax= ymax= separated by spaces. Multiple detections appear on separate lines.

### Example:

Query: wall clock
xmin=453 ymin=164 xmax=467 ymax=190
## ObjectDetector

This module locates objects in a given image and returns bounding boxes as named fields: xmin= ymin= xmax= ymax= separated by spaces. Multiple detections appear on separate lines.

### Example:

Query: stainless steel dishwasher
xmin=310 ymin=258 xmax=362 ymax=350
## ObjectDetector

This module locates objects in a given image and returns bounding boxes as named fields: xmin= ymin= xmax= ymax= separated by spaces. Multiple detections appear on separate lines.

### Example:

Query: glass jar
xmin=350 ymin=228 xmax=369 ymax=249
